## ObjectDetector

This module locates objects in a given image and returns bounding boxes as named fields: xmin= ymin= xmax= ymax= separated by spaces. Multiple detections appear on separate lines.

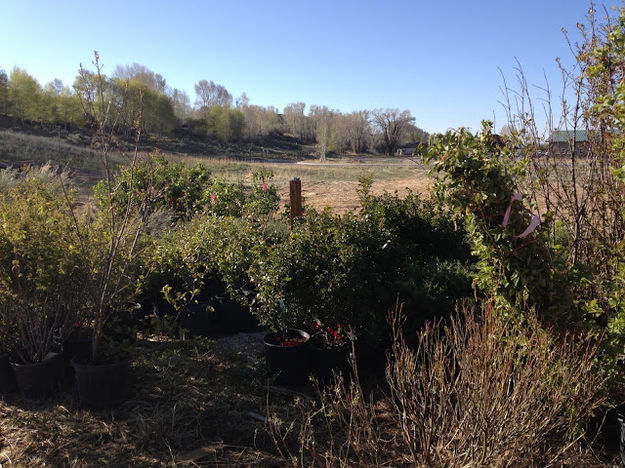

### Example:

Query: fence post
xmin=289 ymin=177 xmax=303 ymax=230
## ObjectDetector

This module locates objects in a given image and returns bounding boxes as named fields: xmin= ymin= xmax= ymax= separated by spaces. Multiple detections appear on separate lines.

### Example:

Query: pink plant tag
xmin=516 ymin=213 xmax=541 ymax=238
xmin=502 ymin=193 xmax=522 ymax=227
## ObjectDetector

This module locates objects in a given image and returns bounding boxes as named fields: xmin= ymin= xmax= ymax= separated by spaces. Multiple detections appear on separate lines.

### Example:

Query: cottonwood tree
xmin=309 ymin=105 xmax=336 ymax=160
xmin=8 ymin=67 xmax=42 ymax=122
xmin=335 ymin=110 xmax=371 ymax=153
xmin=171 ymin=88 xmax=191 ymax=120
xmin=283 ymin=102 xmax=313 ymax=142
xmin=194 ymin=80 xmax=232 ymax=109
xmin=73 ymin=68 xmax=110 ymax=127
xmin=237 ymin=93 xmax=279 ymax=140
xmin=373 ymin=108 xmax=415 ymax=155
xmin=53 ymin=87 xmax=84 ymax=128
xmin=206 ymin=105 xmax=245 ymax=142
xmin=238 ymin=101 xmax=280 ymax=141
xmin=113 ymin=63 xmax=168 ymax=94
xmin=111 ymin=78 xmax=176 ymax=136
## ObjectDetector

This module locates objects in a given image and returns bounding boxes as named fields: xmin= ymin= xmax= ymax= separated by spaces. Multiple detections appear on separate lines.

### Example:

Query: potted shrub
xmin=0 ymin=174 xmax=84 ymax=398
xmin=309 ymin=319 xmax=351 ymax=385
xmin=69 ymin=54 xmax=154 ymax=408
xmin=68 ymin=180 xmax=152 ymax=408
xmin=261 ymin=300 xmax=311 ymax=386
xmin=251 ymin=187 xmax=475 ymax=374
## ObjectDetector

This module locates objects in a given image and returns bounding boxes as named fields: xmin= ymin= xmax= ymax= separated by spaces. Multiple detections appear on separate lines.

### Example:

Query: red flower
xmin=261 ymin=182 xmax=268 ymax=191
xmin=276 ymin=336 xmax=301 ymax=346
xmin=210 ymin=194 xmax=216 ymax=204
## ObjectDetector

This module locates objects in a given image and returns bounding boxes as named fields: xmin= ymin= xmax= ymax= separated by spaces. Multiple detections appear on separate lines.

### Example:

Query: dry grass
xmin=0 ymin=337 xmax=299 ymax=467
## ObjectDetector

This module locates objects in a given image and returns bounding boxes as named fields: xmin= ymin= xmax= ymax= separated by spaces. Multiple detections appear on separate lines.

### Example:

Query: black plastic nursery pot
xmin=264 ymin=329 xmax=311 ymax=386
xmin=63 ymin=330 xmax=93 ymax=379
xmin=311 ymin=344 xmax=351 ymax=386
xmin=72 ymin=358 xmax=130 ymax=409
xmin=11 ymin=352 xmax=64 ymax=399
xmin=64 ymin=334 xmax=93 ymax=363
xmin=0 ymin=352 xmax=17 ymax=394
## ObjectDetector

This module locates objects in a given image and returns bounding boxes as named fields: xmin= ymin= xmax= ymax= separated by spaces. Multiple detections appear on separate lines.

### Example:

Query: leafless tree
xmin=170 ymin=88 xmax=191 ymax=120
xmin=283 ymin=102 xmax=313 ymax=142
xmin=194 ymin=79 xmax=232 ymax=109
xmin=309 ymin=105 xmax=336 ymax=160
xmin=373 ymin=108 xmax=415 ymax=155
xmin=335 ymin=110 xmax=372 ymax=154
xmin=113 ymin=63 xmax=168 ymax=94
xmin=239 ymin=101 xmax=280 ymax=141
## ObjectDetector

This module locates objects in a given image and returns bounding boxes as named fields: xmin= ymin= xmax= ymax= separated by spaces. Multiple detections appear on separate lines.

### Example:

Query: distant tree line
xmin=0 ymin=62 xmax=428 ymax=155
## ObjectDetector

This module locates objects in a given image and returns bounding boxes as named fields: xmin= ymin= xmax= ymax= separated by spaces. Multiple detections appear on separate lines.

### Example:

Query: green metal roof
xmin=549 ymin=130 xmax=589 ymax=142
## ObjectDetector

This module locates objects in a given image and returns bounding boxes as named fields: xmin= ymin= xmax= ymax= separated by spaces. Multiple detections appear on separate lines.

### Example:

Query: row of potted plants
xmin=0 ymin=171 xmax=147 ymax=407
xmin=264 ymin=320 xmax=351 ymax=386
xmin=0 ymin=155 xmax=474 ymax=403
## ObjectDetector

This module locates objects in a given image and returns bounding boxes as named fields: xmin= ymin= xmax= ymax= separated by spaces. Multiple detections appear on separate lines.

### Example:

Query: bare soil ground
xmin=177 ymin=155 xmax=434 ymax=213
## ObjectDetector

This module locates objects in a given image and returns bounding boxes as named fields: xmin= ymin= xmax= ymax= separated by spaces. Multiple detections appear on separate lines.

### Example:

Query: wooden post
xmin=289 ymin=177 xmax=303 ymax=230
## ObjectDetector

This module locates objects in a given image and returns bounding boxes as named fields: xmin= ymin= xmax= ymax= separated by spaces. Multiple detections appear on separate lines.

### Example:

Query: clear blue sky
xmin=0 ymin=0 xmax=612 ymax=133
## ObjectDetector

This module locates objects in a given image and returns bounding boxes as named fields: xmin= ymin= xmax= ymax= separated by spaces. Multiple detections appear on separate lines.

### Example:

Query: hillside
xmin=0 ymin=126 xmax=431 ymax=212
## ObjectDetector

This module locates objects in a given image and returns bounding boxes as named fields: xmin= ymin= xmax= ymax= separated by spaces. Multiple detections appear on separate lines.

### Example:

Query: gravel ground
xmin=212 ymin=331 xmax=267 ymax=362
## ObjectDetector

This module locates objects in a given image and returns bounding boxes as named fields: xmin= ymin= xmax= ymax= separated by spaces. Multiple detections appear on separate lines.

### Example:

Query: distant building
xmin=548 ymin=130 xmax=589 ymax=157
xmin=396 ymin=142 xmax=424 ymax=156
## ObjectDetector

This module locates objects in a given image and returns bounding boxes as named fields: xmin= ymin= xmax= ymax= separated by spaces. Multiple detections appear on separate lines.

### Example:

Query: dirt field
xmin=178 ymin=156 xmax=434 ymax=212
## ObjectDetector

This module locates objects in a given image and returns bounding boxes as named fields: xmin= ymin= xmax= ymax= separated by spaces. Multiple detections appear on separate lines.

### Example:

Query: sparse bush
xmin=273 ymin=301 xmax=606 ymax=467
xmin=0 ymin=174 xmax=86 ymax=362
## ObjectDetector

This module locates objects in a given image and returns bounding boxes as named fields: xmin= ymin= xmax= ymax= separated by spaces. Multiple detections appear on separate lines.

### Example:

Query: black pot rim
xmin=264 ymin=328 xmax=310 ymax=347
xmin=10 ymin=351 xmax=62 ymax=367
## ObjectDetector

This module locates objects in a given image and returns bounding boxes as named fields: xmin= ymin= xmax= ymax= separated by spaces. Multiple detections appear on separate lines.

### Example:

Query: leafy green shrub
xmin=198 ymin=168 xmax=281 ymax=219
xmin=206 ymin=216 xmax=288 ymax=301
xmin=359 ymin=183 xmax=475 ymax=332
xmin=243 ymin=168 xmax=280 ymax=218
xmin=201 ymin=178 xmax=246 ymax=217
xmin=144 ymin=216 xmax=219 ymax=326
xmin=250 ymin=187 xmax=474 ymax=345
xmin=93 ymin=152 xmax=212 ymax=222
xmin=422 ymin=123 xmax=580 ymax=329
xmin=0 ymin=175 xmax=86 ymax=362
xmin=142 ymin=214 xmax=288 ymax=334
xmin=250 ymin=209 xmax=371 ymax=334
